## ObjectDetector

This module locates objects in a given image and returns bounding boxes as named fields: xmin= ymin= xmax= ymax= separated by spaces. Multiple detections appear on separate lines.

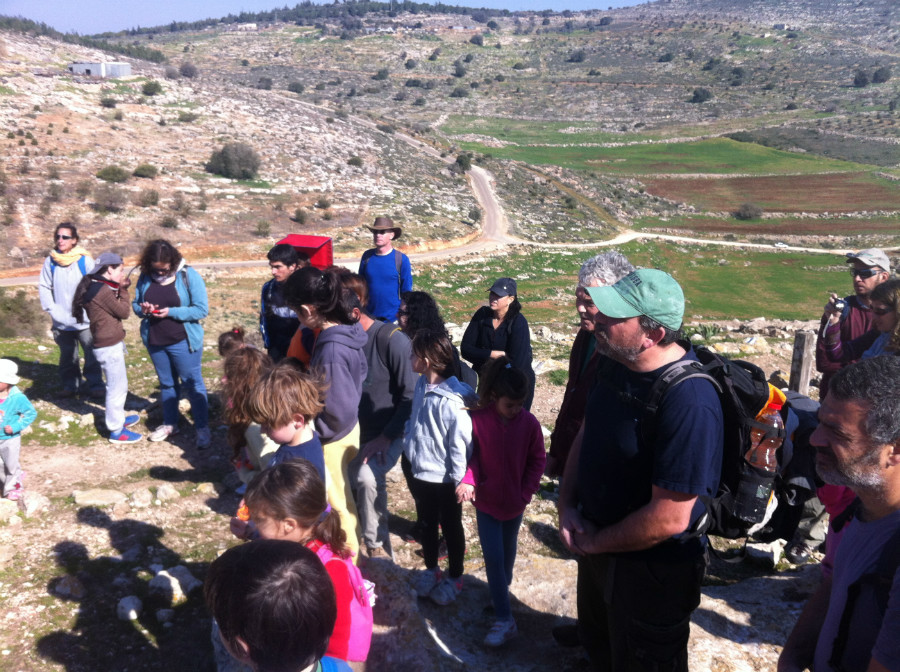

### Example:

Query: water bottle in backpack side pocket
xmin=733 ymin=394 xmax=785 ymax=523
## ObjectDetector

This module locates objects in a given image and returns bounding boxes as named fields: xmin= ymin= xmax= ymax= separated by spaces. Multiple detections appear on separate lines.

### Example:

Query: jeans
xmin=476 ymin=510 xmax=523 ymax=620
xmin=147 ymin=339 xmax=208 ymax=430
xmin=52 ymin=327 xmax=103 ymax=394
xmin=350 ymin=437 xmax=403 ymax=554
xmin=408 ymin=477 xmax=466 ymax=578
xmin=93 ymin=342 xmax=128 ymax=433
xmin=577 ymin=550 xmax=707 ymax=672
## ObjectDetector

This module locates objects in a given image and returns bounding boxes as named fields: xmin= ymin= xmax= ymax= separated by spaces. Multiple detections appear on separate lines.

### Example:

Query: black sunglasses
xmin=55 ymin=234 xmax=73 ymax=240
xmin=849 ymin=268 xmax=882 ymax=279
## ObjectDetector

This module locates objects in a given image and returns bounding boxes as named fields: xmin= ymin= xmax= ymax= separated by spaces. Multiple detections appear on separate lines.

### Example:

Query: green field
xmin=453 ymin=137 xmax=871 ymax=175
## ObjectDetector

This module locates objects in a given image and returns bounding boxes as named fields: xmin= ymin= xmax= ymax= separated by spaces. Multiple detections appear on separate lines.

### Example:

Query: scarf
xmin=50 ymin=246 xmax=89 ymax=267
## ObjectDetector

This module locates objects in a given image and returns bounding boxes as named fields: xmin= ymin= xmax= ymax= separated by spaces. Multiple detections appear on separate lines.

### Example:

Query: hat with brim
xmin=846 ymin=248 xmax=890 ymax=273
xmin=94 ymin=251 xmax=123 ymax=267
xmin=0 ymin=359 xmax=20 ymax=386
xmin=488 ymin=277 xmax=517 ymax=297
xmin=365 ymin=216 xmax=402 ymax=240
xmin=587 ymin=269 xmax=684 ymax=332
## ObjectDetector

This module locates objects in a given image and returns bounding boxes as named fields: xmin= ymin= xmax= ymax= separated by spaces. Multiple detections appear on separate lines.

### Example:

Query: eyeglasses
xmin=872 ymin=306 xmax=893 ymax=316
xmin=850 ymin=268 xmax=882 ymax=279
xmin=55 ymin=234 xmax=73 ymax=240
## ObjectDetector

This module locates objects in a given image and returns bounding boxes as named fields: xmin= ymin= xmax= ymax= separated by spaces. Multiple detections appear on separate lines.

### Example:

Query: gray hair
xmin=578 ymin=251 xmax=635 ymax=287
xmin=829 ymin=356 xmax=900 ymax=445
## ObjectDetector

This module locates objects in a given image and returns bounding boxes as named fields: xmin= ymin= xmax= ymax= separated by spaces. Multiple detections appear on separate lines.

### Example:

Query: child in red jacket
xmin=458 ymin=357 xmax=545 ymax=648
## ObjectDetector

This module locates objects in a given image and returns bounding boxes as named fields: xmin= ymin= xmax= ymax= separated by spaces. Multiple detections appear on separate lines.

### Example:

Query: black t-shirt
xmin=576 ymin=346 xmax=723 ymax=561
xmin=145 ymin=281 xmax=187 ymax=346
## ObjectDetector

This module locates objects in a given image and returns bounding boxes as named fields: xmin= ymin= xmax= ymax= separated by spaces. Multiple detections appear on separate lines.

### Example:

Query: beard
xmin=815 ymin=447 xmax=884 ymax=490
xmin=594 ymin=328 xmax=642 ymax=363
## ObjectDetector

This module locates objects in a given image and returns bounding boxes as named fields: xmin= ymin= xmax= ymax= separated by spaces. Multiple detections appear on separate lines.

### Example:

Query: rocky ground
xmin=0 ymin=298 xmax=825 ymax=672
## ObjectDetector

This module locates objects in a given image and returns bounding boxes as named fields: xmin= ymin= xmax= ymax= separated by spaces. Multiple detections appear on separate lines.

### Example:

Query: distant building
xmin=67 ymin=62 xmax=132 ymax=78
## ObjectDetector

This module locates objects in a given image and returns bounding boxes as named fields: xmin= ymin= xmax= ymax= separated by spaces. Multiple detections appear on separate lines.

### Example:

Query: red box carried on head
xmin=277 ymin=234 xmax=333 ymax=270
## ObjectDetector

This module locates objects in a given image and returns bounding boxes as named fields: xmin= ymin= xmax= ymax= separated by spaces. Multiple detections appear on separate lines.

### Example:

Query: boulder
xmin=22 ymin=492 xmax=52 ymax=517
xmin=72 ymin=489 xmax=128 ymax=507
xmin=117 ymin=595 xmax=143 ymax=621
xmin=155 ymin=483 xmax=180 ymax=502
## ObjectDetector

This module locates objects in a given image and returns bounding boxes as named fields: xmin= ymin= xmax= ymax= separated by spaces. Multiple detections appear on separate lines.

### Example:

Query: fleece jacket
xmin=311 ymin=322 xmax=368 ymax=443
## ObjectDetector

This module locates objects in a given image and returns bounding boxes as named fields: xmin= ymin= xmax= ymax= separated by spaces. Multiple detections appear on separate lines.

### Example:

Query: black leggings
xmin=408 ymin=477 xmax=466 ymax=578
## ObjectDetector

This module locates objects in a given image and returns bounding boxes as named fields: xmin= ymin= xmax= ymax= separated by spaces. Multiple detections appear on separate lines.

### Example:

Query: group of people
xmin=3 ymin=219 xmax=898 ymax=672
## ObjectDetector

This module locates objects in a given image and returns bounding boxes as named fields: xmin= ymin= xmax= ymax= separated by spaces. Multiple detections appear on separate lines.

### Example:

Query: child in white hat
xmin=0 ymin=359 xmax=37 ymax=501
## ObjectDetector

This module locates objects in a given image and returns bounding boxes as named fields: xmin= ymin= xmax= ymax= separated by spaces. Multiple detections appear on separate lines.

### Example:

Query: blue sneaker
xmin=124 ymin=414 xmax=141 ymax=428
xmin=109 ymin=428 xmax=142 ymax=444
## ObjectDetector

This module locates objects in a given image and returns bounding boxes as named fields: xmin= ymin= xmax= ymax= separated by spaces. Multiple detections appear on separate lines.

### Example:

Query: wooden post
xmin=789 ymin=331 xmax=816 ymax=395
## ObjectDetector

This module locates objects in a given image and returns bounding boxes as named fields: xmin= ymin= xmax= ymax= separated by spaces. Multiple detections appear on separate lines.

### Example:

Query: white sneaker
xmin=149 ymin=424 xmax=177 ymax=442
xmin=484 ymin=619 xmax=518 ymax=647
xmin=196 ymin=427 xmax=211 ymax=448
xmin=412 ymin=567 xmax=442 ymax=597
xmin=429 ymin=576 xmax=463 ymax=606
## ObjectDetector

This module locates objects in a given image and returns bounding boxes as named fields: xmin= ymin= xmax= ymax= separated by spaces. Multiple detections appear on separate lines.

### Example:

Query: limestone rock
xmin=149 ymin=571 xmax=187 ymax=605
xmin=745 ymin=539 xmax=787 ymax=568
xmin=168 ymin=565 xmax=202 ymax=595
xmin=0 ymin=498 xmax=18 ymax=519
xmin=130 ymin=488 xmax=153 ymax=508
xmin=196 ymin=482 xmax=217 ymax=494
xmin=54 ymin=575 xmax=86 ymax=599
xmin=79 ymin=413 xmax=95 ymax=427
xmin=117 ymin=595 xmax=143 ymax=621
xmin=72 ymin=488 xmax=128 ymax=507
xmin=22 ymin=492 xmax=52 ymax=517
xmin=0 ymin=544 xmax=16 ymax=569
xmin=155 ymin=483 xmax=180 ymax=502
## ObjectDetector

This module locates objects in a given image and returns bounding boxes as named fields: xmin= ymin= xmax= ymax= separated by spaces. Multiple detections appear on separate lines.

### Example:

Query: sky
xmin=0 ymin=0 xmax=645 ymax=35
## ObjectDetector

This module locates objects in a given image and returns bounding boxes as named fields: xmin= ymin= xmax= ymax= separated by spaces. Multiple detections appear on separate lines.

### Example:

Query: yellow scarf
xmin=50 ymin=246 xmax=89 ymax=267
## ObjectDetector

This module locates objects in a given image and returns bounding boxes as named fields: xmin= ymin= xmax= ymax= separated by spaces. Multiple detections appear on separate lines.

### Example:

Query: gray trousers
xmin=93 ymin=342 xmax=128 ymax=434
xmin=351 ymin=437 xmax=403 ymax=555
xmin=0 ymin=435 xmax=23 ymax=496
xmin=52 ymin=327 xmax=104 ymax=394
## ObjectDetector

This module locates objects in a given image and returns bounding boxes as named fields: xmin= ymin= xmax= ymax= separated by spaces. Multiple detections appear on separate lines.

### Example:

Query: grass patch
xmin=0 ymin=85 xmax=16 ymax=95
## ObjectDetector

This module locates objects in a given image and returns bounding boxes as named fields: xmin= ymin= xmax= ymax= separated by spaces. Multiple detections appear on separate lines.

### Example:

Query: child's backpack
xmin=311 ymin=542 xmax=374 ymax=662
xmin=632 ymin=345 xmax=819 ymax=540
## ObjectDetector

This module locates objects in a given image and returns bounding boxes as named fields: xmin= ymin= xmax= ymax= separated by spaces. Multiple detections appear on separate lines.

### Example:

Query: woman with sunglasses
xmin=38 ymin=223 xmax=105 ymax=398
xmin=824 ymin=278 xmax=900 ymax=361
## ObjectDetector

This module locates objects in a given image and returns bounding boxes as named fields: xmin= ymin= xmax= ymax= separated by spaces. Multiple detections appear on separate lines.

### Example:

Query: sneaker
xmin=785 ymin=542 xmax=814 ymax=565
xmin=6 ymin=488 xmax=23 ymax=501
xmin=412 ymin=567 xmax=443 ymax=597
xmin=484 ymin=619 xmax=518 ymax=647
xmin=429 ymin=576 xmax=463 ymax=606
xmin=149 ymin=425 xmax=177 ymax=442
xmin=235 ymin=483 xmax=247 ymax=495
xmin=124 ymin=414 xmax=141 ymax=428
xmin=196 ymin=427 xmax=211 ymax=449
xmin=109 ymin=428 xmax=142 ymax=444
xmin=551 ymin=623 xmax=581 ymax=648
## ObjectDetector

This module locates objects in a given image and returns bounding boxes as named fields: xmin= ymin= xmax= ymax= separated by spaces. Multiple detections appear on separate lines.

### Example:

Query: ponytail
xmin=476 ymin=356 xmax=527 ymax=408
xmin=71 ymin=266 xmax=109 ymax=323
xmin=284 ymin=266 xmax=359 ymax=325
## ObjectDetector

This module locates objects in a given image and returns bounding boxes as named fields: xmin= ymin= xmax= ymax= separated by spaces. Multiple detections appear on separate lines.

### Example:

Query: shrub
xmin=137 ymin=189 xmax=160 ymax=207
xmin=377 ymin=123 xmax=395 ymax=134
xmin=453 ymin=62 xmax=467 ymax=78
xmin=133 ymin=163 xmax=158 ymax=178
xmin=373 ymin=68 xmax=389 ymax=81
xmin=315 ymin=197 xmax=331 ymax=209
xmin=413 ymin=97 xmax=426 ymax=106
xmin=853 ymin=69 xmax=869 ymax=88
xmin=734 ymin=203 xmax=763 ymax=220
xmin=205 ymin=142 xmax=261 ymax=179
xmin=293 ymin=208 xmax=308 ymax=224
xmin=179 ymin=62 xmax=198 ymax=78
xmin=487 ymin=20 xmax=499 ymax=30
xmin=785 ymin=102 xmax=798 ymax=110
xmin=405 ymin=58 xmax=417 ymax=70
xmin=405 ymin=78 xmax=422 ymax=88
xmin=690 ymin=87 xmax=712 ymax=103
xmin=171 ymin=192 xmax=192 ymax=217
xmin=113 ymin=110 xmax=124 ymax=121
xmin=449 ymin=86 xmax=470 ymax=98
xmin=0 ymin=287 xmax=44 ymax=338
xmin=456 ymin=154 xmax=472 ymax=171
xmin=287 ymin=81 xmax=304 ymax=94
xmin=428 ymin=48 xmax=441 ymax=61
xmin=568 ymin=49 xmax=586 ymax=63
xmin=512 ymin=62 xmax=525 ymax=70
xmin=164 ymin=65 xmax=180 ymax=79
xmin=470 ymin=34 xmax=484 ymax=46
xmin=347 ymin=156 xmax=363 ymax=167
xmin=96 ymin=165 xmax=130 ymax=183
xmin=241 ymin=59 xmax=250 ymax=66
xmin=100 ymin=97 xmax=117 ymax=108
xmin=257 ymin=77 xmax=273 ymax=90
xmin=75 ymin=180 xmax=93 ymax=200
xmin=142 ymin=80 xmax=163 ymax=96
xmin=254 ymin=220 xmax=271 ymax=237
xmin=177 ymin=111 xmax=199 ymax=123
xmin=468 ymin=206 xmax=481 ymax=222
xmin=93 ymin=183 xmax=128 ymax=213
xmin=394 ymin=91 xmax=408 ymax=102
xmin=658 ymin=52 xmax=674 ymax=63
xmin=160 ymin=215 xmax=178 ymax=229
xmin=47 ymin=182 xmax=65 ymax=202
xmin=872 ymin=66 xmax=892 ymax=84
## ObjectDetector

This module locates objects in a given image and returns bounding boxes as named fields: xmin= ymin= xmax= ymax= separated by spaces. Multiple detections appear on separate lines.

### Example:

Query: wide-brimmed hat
xmin=587 ymin=269 xmax=684 ymax=332
xmin=846 ymin=248 xmax=890 ymax=273
xmin=488 ymin=278 xmax=517 ymax=297
xmin=365 ymin=217 xmax=402 ymax=240
xmin=0 ymin=359 xmax=20 ymax=385
xmin=95 ymin=251 xmax=124 ymax=267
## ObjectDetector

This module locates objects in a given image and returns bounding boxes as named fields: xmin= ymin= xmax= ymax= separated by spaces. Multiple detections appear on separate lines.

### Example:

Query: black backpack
xmin=630 ymin=345 xmax=817 ymax=540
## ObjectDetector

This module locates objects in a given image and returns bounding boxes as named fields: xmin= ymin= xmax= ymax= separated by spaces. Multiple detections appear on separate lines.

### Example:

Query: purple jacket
xmin=815 ymin=295 xmax=874 ymax=397
xmin=311 ymin=323 xmax=368 ymax=443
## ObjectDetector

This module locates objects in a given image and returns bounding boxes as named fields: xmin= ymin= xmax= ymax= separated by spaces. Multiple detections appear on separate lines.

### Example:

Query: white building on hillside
xmin=67 ymin=62 xmax=132 ymax=78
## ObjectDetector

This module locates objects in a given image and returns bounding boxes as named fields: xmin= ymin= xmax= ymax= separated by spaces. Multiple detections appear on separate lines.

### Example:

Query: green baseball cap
xmin=586 ymin=269 xmax=684 ymax=331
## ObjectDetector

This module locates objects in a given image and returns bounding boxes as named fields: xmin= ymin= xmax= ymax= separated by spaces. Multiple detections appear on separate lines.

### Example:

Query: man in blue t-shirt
xmin=358 ymin=217 xmax=412 ymax=323
xmin=557 ymin=269 xmax=723 ymax=671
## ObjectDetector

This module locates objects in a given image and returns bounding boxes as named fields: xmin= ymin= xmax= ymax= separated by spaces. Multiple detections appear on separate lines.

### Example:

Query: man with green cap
xmin=557 ymin=268 xmax=723 ymax=671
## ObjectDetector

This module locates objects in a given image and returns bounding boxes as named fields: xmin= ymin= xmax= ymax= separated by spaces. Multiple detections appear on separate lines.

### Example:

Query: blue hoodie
xmin=311 ymin=322 xmax=368 ymax=443
xmin=0 ymin=387 xmax=37 ymax=437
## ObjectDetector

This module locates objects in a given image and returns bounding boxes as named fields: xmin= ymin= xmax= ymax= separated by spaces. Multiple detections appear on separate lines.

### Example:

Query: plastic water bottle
xmin=744 ymin=402 xmax=784 ymax=472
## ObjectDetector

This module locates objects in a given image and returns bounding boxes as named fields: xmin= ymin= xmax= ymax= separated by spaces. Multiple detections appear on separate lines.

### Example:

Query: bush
xmin=205 ymin=142 xmax=261 ymax=179
xmin=315 ymin=197 xmax=331 ymax=209
xmin=241 ymin=59 xmax=250 ymax=67
xmin=734 ymin=203 xmax=763 ymax=220
xmin=468 ymin=206 xmax=481 ymax=222
xmin=690 ymin=87 xmax=713 ymax=103
xmin=449 ymin=86 xmax=470 ymax=98
xmin=658 ymin=52 xmax=674 ymax=63
xmin=75 ymin=180 xmax=93 ymax=200
xmin=405 ymin=59 xmax=417 ymax=70
xmin=287 ymin=81 xmax=304 ymax=94
xmin=470 ymin=34 xmax=484 ymax=46
xmin=137 ymin=189 xmax=159 ymax=207
xmin=347 ymin=156 xmax=363 ymax=167
xmin=512 ymin=62 xmax=525 ymax=70
xmin=0 ymin=287 xmax=44 ymax=338
xmin=100 ymin=97 xmax=117 ymax=108
xmin=293 ymin=208 xmax=308 ymax=224
xmin=373 ymin=68 xmax=389 ymax=81
xmin=164 ymin=65 xmax=180 ymax=79
xmin=132 ymin=163 xmax=158 ymax=179
xmin=872 ymin=66 xmax=892 ymax=84
xmin=453 ymin=62 xmax=467 ymax=78
xmin=456 ymin=154 xmax=472 ymax=171
xmin=428 ymin=48 xmax=441 ymax=61
xmin=413 ymin=97 xmax=426 ymax=106
xmin=405 ymin=78 xmax=422 ymax=88
xmin=113 ymin=110 xmax=124 ymax=121
xmin=568 ymin=49 xmax=586 ymax=63
xmin=785 ymin=102 xmax=798 ymax=110
xmin=96 ymin=165 xmax=130 ymax=183
xmin=93 ymin=183 xmax=128 ymax=213
xmin=160 ymin=215 xmax=178 ymax=229
xmin=177 ymin=111 xmax=199 ymax=123
xmin=180 ymin=62 xmax=198 ymax=78
xmin=853 ymin=69 xmax=869 ymax=88
xmin=142 ymin=80 xmax=163 ymax=96
xmin=257 ymin=77 xmax=273 ymax=90
xmin=376 ymin=123 xmax=395 ymax=134
xmin=254 ymin=220 xmax=271 ymax=237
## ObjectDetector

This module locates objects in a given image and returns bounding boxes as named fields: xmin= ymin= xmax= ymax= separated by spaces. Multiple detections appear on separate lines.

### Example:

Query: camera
xmin=833 ymin=299 xmax=846 ymax=312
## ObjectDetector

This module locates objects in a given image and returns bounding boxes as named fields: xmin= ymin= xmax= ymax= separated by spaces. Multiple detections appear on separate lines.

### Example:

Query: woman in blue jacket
xmin=132 ymin=240 xmax=210 ymax=448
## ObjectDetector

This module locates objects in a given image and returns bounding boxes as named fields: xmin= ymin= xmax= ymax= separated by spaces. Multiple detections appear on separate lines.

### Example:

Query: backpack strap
xmin=374 ymin=322 xmax=400 ymax=368
xmin=51 ymin=255 xmax=88 ymax=278
xmin=179 ymin=267 xmax=193 ymax=307
xmin=359 ymin=248 xmax=375 ymax=276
